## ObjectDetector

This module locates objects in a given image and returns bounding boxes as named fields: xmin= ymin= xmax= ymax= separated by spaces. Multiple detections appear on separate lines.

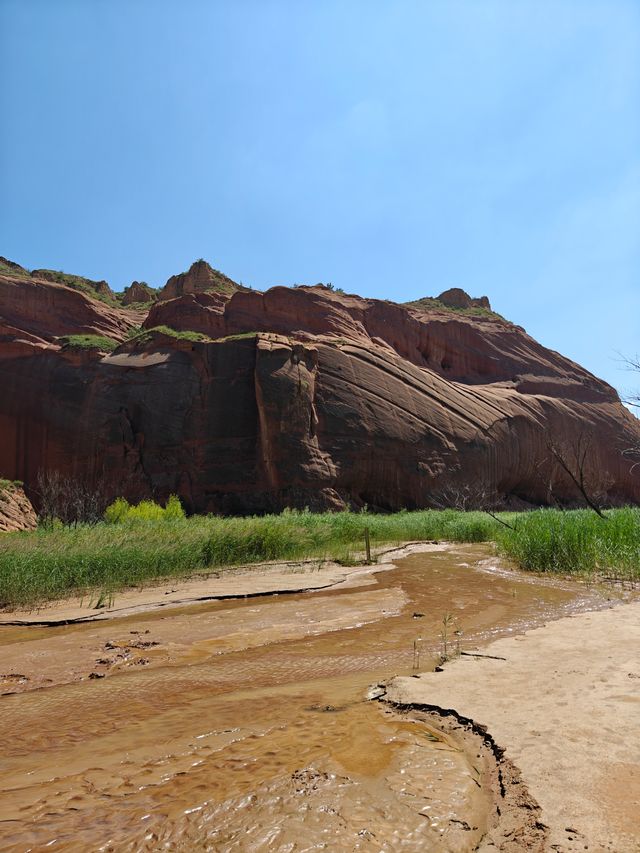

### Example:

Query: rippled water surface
xmin=0 ymin=545 xmax=609 ymax=851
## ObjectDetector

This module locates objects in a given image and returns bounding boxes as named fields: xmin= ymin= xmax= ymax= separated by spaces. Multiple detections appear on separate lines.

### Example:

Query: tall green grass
xmin=0 ymin=509 xmax=498 ymax=608
xmin=2 ymin=507 xmax=638 ymax=610
xmin=497 ymin=507 xmax=640 ymax=580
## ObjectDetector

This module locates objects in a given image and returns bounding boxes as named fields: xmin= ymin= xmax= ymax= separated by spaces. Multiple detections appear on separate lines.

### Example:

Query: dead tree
xmin=430 ymin=482 xmax=517 ymax=530
xmin=618 ymin=354 xmax=640 ymax=469
xmin=544 ymin=433 xmax=610 ymax=519
xmin=619 ymin=353 xmax=640 ymax=409
xmin=36 ymin=470 xmax=109 ymax=526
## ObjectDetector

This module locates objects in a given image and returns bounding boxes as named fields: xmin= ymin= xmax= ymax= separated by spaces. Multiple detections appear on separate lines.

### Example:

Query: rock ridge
xmin=1 ymin=260 xmax=639 ymax=514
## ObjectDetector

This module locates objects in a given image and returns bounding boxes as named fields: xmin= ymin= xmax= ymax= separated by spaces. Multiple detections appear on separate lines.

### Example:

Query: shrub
xmin=165 ymin=494 xmax=185 ymax=520
xmin=57 ymin=335 xmax=118 ymax=352
xmin=104 ymin=497 xmax=130 ymax=524
xmin=37 ymin=470 xmax=109 ymax=525
xmin=104 ymin=495 xmax=186 ymax=523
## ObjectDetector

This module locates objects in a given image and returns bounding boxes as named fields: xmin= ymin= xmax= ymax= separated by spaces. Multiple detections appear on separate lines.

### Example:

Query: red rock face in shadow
xmin=1 ymin=274 xmax=639 ymax=513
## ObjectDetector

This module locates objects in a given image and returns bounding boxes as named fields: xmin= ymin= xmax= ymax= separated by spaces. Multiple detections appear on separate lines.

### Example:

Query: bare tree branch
xmin=36 ymin=470 xmax=108 ymax=526
xmin=430 ymin=482 xmax=518 ymax=530
xmin=545 ymin=433 xmax=609 ymax=519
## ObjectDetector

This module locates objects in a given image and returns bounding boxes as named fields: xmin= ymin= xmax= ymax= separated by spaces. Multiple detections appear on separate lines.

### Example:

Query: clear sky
xmin=1 ymin=0 xmax=639 ymax=397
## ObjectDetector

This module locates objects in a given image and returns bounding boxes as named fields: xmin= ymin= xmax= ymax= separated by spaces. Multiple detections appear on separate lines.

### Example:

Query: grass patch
xmin=0 ymin=509 xmax=498 ymax=608
xmin=405 ymin=296 xmax=506 ymax=321
xmin=122 ymin=301 xmax=156 ymax=310
xmin=2 ymin=506 xmax=638 ymax=609
xmin=57 ymin=334 xmax=118 ymax=352
xmin=0 ymin=479 xmax=23 ymax=493
xmin=497 ymin=507 xmax=640 ymax=581
xmin=128 ymin=326 xmax=211 ymax=345
xmin=0 ymin=258 xmax=31 ymax=279
xmin=31 ymin=269 xmax=120 ymax=307
xmin=216 ymin=331 xmax=260 ymax=342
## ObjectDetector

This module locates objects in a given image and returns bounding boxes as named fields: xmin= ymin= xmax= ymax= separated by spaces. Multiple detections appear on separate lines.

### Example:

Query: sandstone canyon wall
xmin=1 ymin=260 xmax=639 ymax=514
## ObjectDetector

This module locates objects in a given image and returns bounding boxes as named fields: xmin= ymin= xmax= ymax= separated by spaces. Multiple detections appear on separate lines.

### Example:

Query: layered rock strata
xmin=0 ymin=482 xmax=37 ymax=532
xmin=1 ymin=264 xmax=639 ymax=513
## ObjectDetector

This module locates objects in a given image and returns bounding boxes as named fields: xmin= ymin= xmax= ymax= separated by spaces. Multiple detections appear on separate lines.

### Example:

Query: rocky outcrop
xmin=1 ymin=263 xmax=639 ymax=514
xmin=436 ymin=288 xmax=491 ymax=311
xmin=0 ymin=482 xmax=37 ymax=532
xmin=122 ymin=281 xmax=157 ymax=306
xmin=31 ymin=269 xmax=116 ymax=302
xmin=0 ymin=257 xmax=30 ymax=277
xmin=159 ymin=260 xmax=241 ymax=301
xmin=0 ymin=272 xmax=142 ymax=343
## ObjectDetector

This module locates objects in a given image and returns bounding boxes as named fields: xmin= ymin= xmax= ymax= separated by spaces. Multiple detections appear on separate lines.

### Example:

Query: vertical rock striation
xmin=1 ymin=265 xmax=638 ymax=513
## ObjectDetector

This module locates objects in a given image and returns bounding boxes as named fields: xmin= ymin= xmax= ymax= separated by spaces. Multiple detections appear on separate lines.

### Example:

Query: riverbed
xmin=0 ymin=544 xmax=617 ymax=851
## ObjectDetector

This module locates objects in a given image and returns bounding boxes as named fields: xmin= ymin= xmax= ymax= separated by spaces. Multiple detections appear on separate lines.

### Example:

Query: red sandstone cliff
xmin=1 ymin=261 xmax=638 ymax=513
xmin=159 ymin=259 xmax=242 ymax=301
xmin=0 ymin=271 xmax=142 ymax=345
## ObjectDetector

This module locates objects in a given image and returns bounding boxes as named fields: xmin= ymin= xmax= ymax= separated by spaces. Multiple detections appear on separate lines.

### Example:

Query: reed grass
xmin=0 ymin=509 xmax=498 ymax=608
xmin=497 ymin=507 xmax=640 ymax=580
xmin=2 ymin=506 xmax=638 ymax=609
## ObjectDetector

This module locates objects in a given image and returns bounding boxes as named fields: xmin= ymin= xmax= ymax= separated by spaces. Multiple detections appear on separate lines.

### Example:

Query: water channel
xmin=0 ymin=544 xmax=612 ymax=851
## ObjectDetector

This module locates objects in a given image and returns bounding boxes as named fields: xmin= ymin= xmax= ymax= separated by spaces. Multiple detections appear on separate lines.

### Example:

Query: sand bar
xmin=386 ymin=600 xmax=640 ymax=853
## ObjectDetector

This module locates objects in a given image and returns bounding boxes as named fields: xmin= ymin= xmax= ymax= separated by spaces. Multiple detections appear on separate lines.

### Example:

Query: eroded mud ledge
xmin=380 ymin=701 xmax=547 ymax=852
xmin=386 ymin=601 xmax=640 ymax=852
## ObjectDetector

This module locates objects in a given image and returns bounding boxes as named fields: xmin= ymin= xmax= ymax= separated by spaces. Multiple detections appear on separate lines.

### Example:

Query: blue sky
xmin=1 ymin=0 xmax=639 ymax=397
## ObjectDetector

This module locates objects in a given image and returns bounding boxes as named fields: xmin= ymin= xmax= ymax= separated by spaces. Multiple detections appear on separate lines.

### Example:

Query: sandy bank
xmin=0 ymin=541 xmax=446 ymax=625
xmin=386 ymin=600 xmax=640 ymax=853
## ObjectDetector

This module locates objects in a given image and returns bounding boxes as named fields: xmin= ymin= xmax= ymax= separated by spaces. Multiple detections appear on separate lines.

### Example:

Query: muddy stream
xmin=0 ymin=545 xmax=613 ymax=851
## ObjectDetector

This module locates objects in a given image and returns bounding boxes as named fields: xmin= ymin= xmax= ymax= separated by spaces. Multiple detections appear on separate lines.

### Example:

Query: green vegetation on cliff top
xmin=31 ymin=269 xmax=121 ymax=307
xmin=128 ymin=325 xmax=212 ymax=344
xmin=405 ymin=296 xmax=505 ymax=320
xmin=0 ymin=258 xmax=31 ymax=279
xmin=57 ymin=334 xmax=119 ymax=352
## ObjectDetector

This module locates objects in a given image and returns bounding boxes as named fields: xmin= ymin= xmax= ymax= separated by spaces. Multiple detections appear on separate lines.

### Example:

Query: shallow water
xmin=0 ymin=545 xmax=610 ymax=851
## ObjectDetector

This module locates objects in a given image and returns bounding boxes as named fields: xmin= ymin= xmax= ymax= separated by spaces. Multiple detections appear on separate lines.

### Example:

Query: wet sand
xmin=387 ymin=601 xmax=640 ymax=852
xmin=0 ymin=544 xmax=632 ymax=851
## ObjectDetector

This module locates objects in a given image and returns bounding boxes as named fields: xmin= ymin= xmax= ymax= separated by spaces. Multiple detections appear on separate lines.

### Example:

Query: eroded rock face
xmin=436 ymin=288 xmax=491 ymax=311
xmin=122 ymin=281 xmax=157 ymax=306
xmin=1 ymin=270 xmax=639 ymax=513
xmin=31 ymin=269 xmax=116 ymax=302
xmin=0 ymin=273 xmax=141 ymax=343
xmin=0 ymin=483 xmax=37 ymax=533
xmin=160 ymin=260 xmax=240 ymax=301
